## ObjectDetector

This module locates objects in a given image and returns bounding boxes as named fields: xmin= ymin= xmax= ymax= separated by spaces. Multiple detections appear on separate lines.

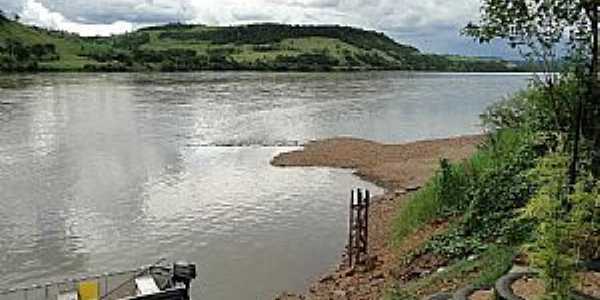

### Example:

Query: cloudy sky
xmin=0 ymin=0 xmax=518 ymax=58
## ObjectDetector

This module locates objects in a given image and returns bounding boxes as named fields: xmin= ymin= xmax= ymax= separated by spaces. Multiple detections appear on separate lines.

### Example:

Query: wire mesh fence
xmin=0 ymin=267 xmax=147 ymax=300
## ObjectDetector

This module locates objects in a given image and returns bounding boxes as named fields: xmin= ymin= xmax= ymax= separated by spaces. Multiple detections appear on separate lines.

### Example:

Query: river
xmin=0 ymin=72 xmax=529 ymax=299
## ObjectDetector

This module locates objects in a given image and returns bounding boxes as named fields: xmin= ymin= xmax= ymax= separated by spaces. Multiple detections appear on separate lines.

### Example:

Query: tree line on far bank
xmin=1 ymin=16 xmax=540 ymax=72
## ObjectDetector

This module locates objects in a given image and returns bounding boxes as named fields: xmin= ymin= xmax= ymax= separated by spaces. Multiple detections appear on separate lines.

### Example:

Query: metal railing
xmin=0 ymin=266 xmax=151 ymax=300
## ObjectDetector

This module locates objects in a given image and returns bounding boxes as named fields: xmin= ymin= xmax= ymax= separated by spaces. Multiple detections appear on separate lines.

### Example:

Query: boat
xmin=0 ymin=260 xmax=197 ymax=300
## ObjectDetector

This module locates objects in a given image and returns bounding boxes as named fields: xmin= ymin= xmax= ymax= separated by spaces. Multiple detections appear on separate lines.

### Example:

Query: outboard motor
xmin=172 ymin=262 xmax=196 ymax=299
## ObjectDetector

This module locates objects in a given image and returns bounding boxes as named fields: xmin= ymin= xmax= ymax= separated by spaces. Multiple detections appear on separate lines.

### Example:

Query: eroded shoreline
xmin=272 ymin=135 xmax=484 ymax=299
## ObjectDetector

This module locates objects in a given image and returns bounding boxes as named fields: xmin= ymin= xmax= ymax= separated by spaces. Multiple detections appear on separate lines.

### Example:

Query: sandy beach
xmin=272 ymin=135 xmax=484 ymax=300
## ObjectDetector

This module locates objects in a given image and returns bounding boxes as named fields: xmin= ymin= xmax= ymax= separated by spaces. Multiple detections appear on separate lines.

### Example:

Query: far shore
xmin=271 ymin=135 xmax=484 ymax=300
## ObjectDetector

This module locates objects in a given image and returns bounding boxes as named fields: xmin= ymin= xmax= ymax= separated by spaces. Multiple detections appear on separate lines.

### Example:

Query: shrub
xmin=393 ymin=158 xmax=471 ymax=242
xmin=481 ymin=75 xmax=584 ymax=137
xmin=521 ymin=154 xmax=600 ymax=299
xmin=402 ymin=129 xmax=543 ymax=258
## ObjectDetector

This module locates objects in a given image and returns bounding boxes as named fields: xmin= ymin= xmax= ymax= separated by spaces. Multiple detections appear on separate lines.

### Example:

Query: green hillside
xmin=0 ymin=15 xmax=518 ymax=72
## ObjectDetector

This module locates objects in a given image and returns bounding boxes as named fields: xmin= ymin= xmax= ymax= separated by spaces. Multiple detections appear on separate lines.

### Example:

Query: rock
xmin=319 ymin=274 xmax=334 ymax=283
xmin=436 ymin=267 xmax=447 ymax=273
xmin=406 ymin=184 xmax=422 ymax=192
xmin=275 ymin=292 xmax=305 ymax=300
xmin=362 ymin=255 xmax=378 ymax=272
xmin=423 ymin=292 xmax=452 ymax=300
xmin=342 ymin=268 xmax=355 ymax=277
xmin=467 ymin=254 xmax=478 ymax=261
xmin=332 ymin=290 xmax=347 ymax=299
xmin=509 ymin=265 xmax=533 ymax=273
xmin=370 ymin=278 xmax=385 ymax=286
xmin=394 ymin=189 xmax=407 ymax=196
xmin=369 ymin=271 xmax=385 ymax=280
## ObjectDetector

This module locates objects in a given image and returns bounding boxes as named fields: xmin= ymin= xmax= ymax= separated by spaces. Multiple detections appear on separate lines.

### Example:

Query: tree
xmin=464 ymin=0 xmax=599 ymax=179
xmin=465 ymin=2 xmax=600 ymax=297
xmin=14 ymin=14 xmax=20 ymax=22
xmin=465 ymin=1 xmax=596 ymax=72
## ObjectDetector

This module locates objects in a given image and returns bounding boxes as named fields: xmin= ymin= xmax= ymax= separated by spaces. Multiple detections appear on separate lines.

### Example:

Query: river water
xmin=0 ymin=72 xmax=529 ymax=299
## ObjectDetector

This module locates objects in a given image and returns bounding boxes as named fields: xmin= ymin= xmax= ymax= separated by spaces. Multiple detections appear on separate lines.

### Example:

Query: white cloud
xmin=20 ymin=0 xmax=134 ymax=36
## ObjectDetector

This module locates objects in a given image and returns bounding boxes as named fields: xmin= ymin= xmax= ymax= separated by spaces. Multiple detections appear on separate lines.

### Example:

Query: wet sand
xmin=272 ymin=135 xmax=484 ymax=299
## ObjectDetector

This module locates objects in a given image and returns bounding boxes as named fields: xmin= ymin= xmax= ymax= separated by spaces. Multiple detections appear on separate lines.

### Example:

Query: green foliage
xmin=273 ymin=53 xmax=340 ymax=71
xmin=393 ymin=158 xmax=470 ymax=242
xmin=395 ymin=74 xmax=598 ymax=298
xmin=0 ymin=38 xmax=59 ymax=71
xmin=396 ymin=129 xmax=542 ymax=258
xmin=0 ymin=18 xmax=526 ymax=72
xmin=463 ymin=0 xmax=592 ymax=59
xmin=156 ymin=23 xmax=420 ymax=56
xmin=387 ymin=245 xmax=516 ymax=300
xmin=393 ymin=179 xmax=442 ymax=242
xmin=354 ymin=51 xmax=396 ymax=68
xmin=463 ymin=130 xmax=538 ymax=224
xmin=521 ymin=154 xmax=600 ymax=299
xmin=474 ymin=245 xmax=518 ymax=287
xmin=481 ymin=76 xmax=585 ymax=136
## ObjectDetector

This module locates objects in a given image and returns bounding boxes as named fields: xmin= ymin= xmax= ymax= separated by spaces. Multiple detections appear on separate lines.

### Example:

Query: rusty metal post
xmin=348 ymin=189 xmax=354 ymax=268
xmin=364 ymin=190 xmax=370 ymax=257
xmin=347 ymin=188 xmax=370 ymax=268
xmin=355 ymin=188 xmax=363 ymax=265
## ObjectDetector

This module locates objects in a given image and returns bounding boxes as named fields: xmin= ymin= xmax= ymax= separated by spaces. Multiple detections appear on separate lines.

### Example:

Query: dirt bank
xmin=272 ymin=135 xmax=484 ymax=300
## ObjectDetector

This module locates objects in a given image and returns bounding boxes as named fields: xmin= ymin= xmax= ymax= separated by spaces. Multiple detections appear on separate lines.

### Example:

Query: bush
xmin=157 ymin=24 xmax=420 ymax=56
xmin=481 ymin=75 xmax=583 ymax=137
xmin=395 ymin=129 xmax=543 ymax=258
xmin=273 ymin=53 xmax=340 ymax=71
xmin=393 ymin=158 xmax=471 ymax=242
xmin=521 ymin=154 xmax=600 ymax=299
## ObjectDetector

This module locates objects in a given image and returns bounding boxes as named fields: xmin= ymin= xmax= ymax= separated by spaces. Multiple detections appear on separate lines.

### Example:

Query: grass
xmin=386 ymin=245 xmax=516 ymax=300
xmin=1 ymin=19 xmax=405 ymax=71
xmin=392 ymin=161 xmax=471 ymax=243
xmin=140 ymin=36 xmax=391 ymax=66
xmin=392 ymin=129 xmax=531 ymax=245
xmin=388 ymin=129 xmax=537 ymax=299
xmin=393 ymin=180 xmax=445 ymax=243
xmin=0 ymin=19 xmax=101 ymax=70
xmin=2 ymin=19 xmax=523 ymax=72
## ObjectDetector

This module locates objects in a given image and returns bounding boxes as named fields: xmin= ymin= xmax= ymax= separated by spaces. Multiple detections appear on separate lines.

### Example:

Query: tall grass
xmin=392 ymin=129 xmax=532 ymax=244
xmin=392 ymin=180 xmax=443 ymax=242
xmin=392 ymin=160 xmax=470 ymax=242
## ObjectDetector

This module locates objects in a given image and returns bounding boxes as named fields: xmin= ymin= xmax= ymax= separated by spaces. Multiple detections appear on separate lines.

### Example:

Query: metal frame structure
xmin=347 ymin=188 xmax=370 ymax=268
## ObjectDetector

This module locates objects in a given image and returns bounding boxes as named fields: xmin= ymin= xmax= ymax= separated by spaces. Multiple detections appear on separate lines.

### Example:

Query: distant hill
xmin=0 ymin=17 xmax=522 ymax=72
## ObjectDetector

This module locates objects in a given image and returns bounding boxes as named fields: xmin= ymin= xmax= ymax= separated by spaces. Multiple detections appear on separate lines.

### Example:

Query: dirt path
xmin=272 ymin=135 xmax=483 ymax=300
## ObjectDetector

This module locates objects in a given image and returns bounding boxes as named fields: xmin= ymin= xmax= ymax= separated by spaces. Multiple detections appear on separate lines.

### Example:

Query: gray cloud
xmin=0 ymin=0 xmax=24 ymax=16
xmin=35 ymin=0 xmax=193 ymax=24
xmin=0 ymin=0 xmax=518 ymax=57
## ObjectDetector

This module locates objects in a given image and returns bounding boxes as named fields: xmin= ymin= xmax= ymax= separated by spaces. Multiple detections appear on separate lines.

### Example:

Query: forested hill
xmin=0 ymin=16 xmax=522 ymax=72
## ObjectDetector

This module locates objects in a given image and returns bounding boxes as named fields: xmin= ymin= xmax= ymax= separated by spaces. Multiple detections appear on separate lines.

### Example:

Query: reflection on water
xmin=0 ymin=72 xmax=528 ymax=299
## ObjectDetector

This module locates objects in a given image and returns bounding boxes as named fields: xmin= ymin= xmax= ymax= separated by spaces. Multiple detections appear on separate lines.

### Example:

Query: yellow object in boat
xmin=79 ymin=280 xmax=99 ymax=300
